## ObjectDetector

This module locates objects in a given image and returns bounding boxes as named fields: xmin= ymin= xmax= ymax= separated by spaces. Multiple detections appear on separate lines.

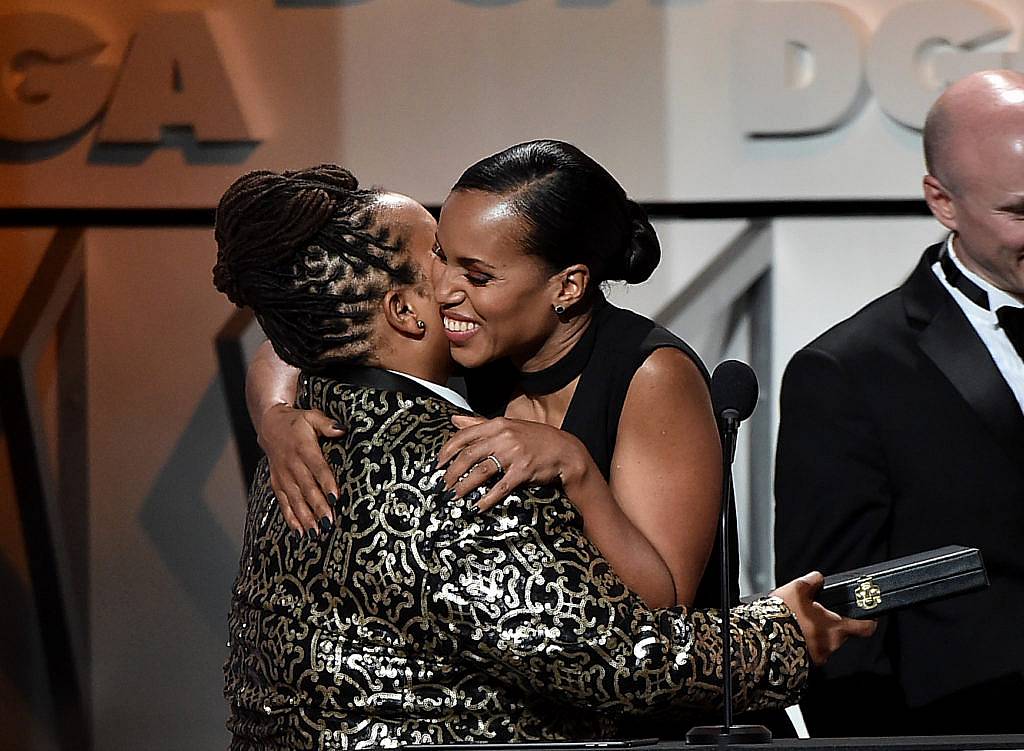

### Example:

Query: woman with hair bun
xmin=432 ymin=139 xmax=723 ymax=611
xmin=253 ymin=140 xmax=721 ymax=613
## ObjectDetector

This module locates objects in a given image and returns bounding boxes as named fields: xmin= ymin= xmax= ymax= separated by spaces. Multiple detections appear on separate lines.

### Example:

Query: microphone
xmin=711 ymin=359 xmax=758 ymax=425
xmin=686 ymin=360 xmax=771 ymax=746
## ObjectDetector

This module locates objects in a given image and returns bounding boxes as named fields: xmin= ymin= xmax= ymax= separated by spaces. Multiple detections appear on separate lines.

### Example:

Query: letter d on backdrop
xmin=735 ymin=1 xmax=867 ymax=137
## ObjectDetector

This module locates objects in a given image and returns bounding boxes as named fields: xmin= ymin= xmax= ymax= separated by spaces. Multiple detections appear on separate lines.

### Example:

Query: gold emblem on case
xmin=854 ymin=577 xmax=882 ymax=610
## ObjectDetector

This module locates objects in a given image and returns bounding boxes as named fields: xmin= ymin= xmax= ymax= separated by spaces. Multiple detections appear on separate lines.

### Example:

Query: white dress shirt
xmin=931 ymin=234 xmax=1024 ymax=414
xmin=388 ymin=369 xmax=472 ymax=411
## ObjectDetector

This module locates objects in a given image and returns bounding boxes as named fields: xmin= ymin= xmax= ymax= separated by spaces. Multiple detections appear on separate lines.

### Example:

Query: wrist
xmin=558 ymin=437 xmax=593 ymax=492
xmin=255 ymin=400 xmax=293 ymax=437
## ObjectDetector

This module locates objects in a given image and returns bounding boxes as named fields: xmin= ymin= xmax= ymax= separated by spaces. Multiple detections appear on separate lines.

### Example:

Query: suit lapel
xmin=905 ymin=244 xmax=1024 ymax=464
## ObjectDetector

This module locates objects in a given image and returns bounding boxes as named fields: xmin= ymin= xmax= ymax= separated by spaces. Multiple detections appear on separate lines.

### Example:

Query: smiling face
xmin=944 ymin=138 xmax=1024 ymax=301
xmin=432 ymin=190 xmax=563 ymax=369
xmin=923 ymin=71 xmax=1024 ymax=302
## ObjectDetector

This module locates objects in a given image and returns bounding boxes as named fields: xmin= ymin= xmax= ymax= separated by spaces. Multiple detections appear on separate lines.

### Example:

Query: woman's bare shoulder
xmin=626 ymin=346 xmax=712 ymax=410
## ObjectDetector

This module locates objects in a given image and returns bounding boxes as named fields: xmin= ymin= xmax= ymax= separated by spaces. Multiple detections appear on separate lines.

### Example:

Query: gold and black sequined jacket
xmin=225 ymin=369 xmax=810 ymax=749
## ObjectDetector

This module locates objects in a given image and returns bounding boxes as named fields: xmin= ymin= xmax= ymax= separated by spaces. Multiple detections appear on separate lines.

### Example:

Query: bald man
xmin=775 ymin=70 xmax=1024 ymax=736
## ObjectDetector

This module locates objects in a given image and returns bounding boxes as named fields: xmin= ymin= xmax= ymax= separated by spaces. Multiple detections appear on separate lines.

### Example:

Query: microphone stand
xmin=686 ymin=409 xmax=772 ymax=745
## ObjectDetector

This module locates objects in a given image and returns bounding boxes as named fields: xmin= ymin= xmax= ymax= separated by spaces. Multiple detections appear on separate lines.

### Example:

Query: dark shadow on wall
xmin=88 ymin=126 xmax=258 ymax=166
xmin=0 ymin=415 xmax=60 ymax=750
xmin=216 ymin=308 xmax=262 ymax=490
xmin=138 ymin=378 xmax=240 ymax=636
xmin=0 ymin=118 xmax=100 ymax=164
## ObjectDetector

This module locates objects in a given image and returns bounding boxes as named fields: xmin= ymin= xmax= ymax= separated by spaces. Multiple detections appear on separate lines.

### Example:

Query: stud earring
xmin=416 ymin=320 xmax=426 ymax=330
xmin=553 ymin=305 xmax=566 ymax=315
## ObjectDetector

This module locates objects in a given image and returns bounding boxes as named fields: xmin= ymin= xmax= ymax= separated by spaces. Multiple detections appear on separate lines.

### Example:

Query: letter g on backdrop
xmin=736 ymin=0 xmax=1021 ymax=136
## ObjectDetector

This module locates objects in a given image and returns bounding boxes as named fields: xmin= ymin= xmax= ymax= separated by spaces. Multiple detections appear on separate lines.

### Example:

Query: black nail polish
xmin=332 ymin=421 xmax=343 ymax=430
xmin=291 ymin=530 xmax=302 ymax=543
xmin=307 ymin=527 xmax=318 ymax=540
xmin=327 ymin=492 xmax=338 ymax=507
xmin=319 ymin=516 xmax=333 ymax=533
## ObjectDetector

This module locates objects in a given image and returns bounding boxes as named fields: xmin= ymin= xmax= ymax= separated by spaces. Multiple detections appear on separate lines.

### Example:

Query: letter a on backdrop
xmin=98 ymin=11 xmax=254 ymax=143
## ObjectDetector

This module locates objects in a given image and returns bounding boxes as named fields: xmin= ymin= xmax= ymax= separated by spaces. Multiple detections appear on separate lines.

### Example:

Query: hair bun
xmin=285 ymin=164 xmax=359 ymax=193
xmin=214 ymin=167 xmax=359 ymax=309
xmin=615 ymin=199 xmax=660 ymax=284
xmin=212 ymin=259 xmax=247 ymax=307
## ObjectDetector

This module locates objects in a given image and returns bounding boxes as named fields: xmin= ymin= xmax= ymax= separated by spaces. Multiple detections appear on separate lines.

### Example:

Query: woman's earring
xmin=416 ymin=320 xmax=426 ymax=330
xmin=553 ymin=304 xmax=566 ymax=315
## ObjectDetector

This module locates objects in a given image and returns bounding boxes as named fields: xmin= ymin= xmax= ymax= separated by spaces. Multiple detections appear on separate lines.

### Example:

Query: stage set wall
xmin=0 ymin=1 xmax=1017 ymax=748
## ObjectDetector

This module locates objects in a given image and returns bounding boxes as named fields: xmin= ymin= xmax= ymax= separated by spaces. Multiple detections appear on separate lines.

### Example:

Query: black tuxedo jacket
xmin=775 ymin=244 xmax=1024 ymax=724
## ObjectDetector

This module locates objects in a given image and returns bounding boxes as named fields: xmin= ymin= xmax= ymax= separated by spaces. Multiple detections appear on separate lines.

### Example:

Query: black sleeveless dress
xmin=465 ymin=297 xmax=740 ymax=611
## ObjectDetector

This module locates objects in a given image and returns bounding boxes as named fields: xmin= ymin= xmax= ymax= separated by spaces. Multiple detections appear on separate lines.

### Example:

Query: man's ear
xmin=553 ymin=264 xmax=590 ymax=312
xmin=382 ymin=288 xmax=425 ymax=337
xmin=923 ymin=174 xmax=958 ymax=232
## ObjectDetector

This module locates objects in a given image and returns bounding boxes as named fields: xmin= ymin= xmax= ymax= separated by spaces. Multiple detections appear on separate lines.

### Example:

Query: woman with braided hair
xmin=215 ymin=163 xmax=870 ymax=749
xmin=214 ymin=165 xmax=430 ymax=371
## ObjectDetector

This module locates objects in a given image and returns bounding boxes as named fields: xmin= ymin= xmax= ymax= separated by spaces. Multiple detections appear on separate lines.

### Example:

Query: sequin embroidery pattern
xmin=224 ymin=374 xmax=810 ymax=749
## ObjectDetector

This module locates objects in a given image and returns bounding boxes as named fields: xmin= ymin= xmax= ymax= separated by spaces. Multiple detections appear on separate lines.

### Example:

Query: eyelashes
xmin=433 ymin=242 xmax=493 ymax=286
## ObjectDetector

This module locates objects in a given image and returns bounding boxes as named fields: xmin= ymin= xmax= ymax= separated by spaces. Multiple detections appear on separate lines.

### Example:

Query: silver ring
xmin=485 ymin=454 xmax=504 ymax=474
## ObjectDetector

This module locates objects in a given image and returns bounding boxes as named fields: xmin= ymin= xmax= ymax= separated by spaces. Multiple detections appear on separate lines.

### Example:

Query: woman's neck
xmin=513 ymin=307 xmax=594 ymax=374
xmin=505 ymin=381 xmax=579 ymax=428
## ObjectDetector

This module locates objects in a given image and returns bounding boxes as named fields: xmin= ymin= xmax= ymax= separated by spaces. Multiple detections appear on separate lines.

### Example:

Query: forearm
xmin=246 ymin=339 xmax=301 ymax=434
xmin=430 ymin=488 xmax=810 ymax=716
xmin=561 ymin=450 xmax=677 ymax=608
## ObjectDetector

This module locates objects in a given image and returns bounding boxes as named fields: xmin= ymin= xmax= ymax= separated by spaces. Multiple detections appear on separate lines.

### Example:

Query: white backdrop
xmin=3 ymin=0 xmax=1024 ymax=205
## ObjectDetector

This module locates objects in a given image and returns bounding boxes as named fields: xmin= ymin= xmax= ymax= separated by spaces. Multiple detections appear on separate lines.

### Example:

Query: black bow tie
xmin=938 ymin=246 xmax=1024 ymax=360
xmin=997 ymin=305 xmax=1024 ymax=361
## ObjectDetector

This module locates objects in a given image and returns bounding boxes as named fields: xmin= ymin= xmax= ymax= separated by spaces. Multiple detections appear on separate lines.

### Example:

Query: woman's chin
xmin=450 ymin=342 xmax=490 ymax=369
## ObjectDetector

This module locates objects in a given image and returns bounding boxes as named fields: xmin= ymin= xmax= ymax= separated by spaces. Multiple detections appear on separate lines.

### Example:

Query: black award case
xmin=816 ymin=545 xmax=988 ymax=618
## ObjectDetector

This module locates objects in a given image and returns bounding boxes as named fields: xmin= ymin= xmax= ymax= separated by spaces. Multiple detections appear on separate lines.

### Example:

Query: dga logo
xmin=0 ymin=11 xmax=259 ymax=163
xmin=854 ymin=578 xmax=883 ymax=611
xmin=737 ymin=0 xmax=1024 ymax=135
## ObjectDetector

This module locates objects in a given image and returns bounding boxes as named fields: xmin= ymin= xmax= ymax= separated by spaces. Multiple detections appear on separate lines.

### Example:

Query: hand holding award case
xmin=815 ymin=545 xmax=988 ymax=618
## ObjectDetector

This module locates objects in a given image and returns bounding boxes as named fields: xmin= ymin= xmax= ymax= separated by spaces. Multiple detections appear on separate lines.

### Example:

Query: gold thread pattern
xmin=225 ymin=375 xmax=810 ymax=749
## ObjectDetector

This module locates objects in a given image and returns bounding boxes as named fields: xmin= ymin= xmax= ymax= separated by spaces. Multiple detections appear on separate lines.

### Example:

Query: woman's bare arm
xmin=441 ymin=413 xmax=679 ymax=607
xmin=247 ymin=340 xmax=299 ymax=434
xmin=247 ymin=340 xmax=342 ymax=533
xmin=608 ymin=347 xmax=721 ymax=607
xmin=438 ymin=347 xmax=719 ymax=608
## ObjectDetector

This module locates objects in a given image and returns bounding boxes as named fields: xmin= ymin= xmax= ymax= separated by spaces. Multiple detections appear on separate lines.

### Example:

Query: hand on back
xmin=437 ymin=414 xmax=588 ymax=511
xmin=258 ymin=403 xmax=344 ymax=535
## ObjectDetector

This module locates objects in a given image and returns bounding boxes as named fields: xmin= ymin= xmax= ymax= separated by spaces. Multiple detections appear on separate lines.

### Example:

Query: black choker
xmin=517 ymin=319 xmax=599 ymax=396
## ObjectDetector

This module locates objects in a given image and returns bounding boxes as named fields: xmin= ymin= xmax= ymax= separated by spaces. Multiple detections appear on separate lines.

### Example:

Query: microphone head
xmin=710 ymin=359 xmax=758 ymax=422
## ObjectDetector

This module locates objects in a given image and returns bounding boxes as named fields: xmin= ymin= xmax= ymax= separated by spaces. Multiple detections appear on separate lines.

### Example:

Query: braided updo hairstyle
xmin=451 ymin=140 xmax=660 ymax=291
xmin=213 ymin=164 xmax=418 ymax=371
